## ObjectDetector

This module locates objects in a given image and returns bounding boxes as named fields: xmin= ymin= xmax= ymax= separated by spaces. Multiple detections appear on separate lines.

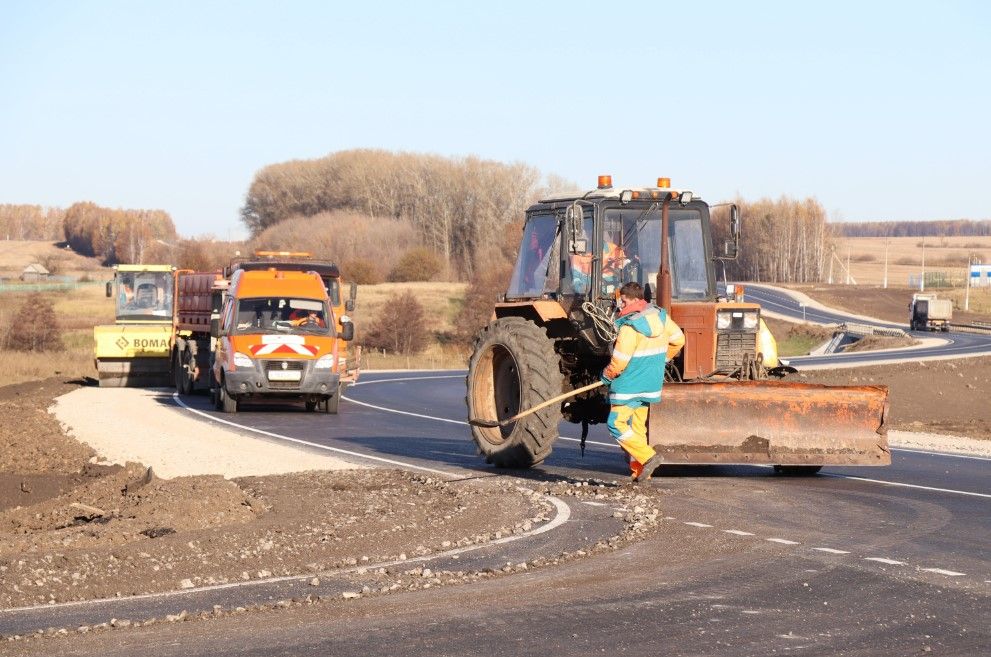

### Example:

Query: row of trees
xmin=835 ymin=219 xmax=991 ymax=238
xmin=713 ymin=196 xmax=832 ymax=283
xmin=240 ymin=149 xmax=551 ymax=279
xmin=0 ymin=204 xmax=65 ymax=241
xmin=62 ymin=202 xmax=177 ymax=265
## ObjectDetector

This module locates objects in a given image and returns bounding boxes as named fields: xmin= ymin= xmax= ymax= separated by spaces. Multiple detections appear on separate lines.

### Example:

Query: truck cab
xmin=211 ymin=269 xmax=345 ymax=413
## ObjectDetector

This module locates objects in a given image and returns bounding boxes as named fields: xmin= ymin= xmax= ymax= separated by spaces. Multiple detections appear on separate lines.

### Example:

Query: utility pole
xmin=920 ymin=238 xmax=926 ymax=292
xmin=965 ymin=258 xmax=972 ymax=311
xmin=845 ymin=248 xmax=851 ymax=285
xmin=882 ymin=239 xmax=889 ymax=289
xmin=827 ymin=248 xmax=834 ymax=285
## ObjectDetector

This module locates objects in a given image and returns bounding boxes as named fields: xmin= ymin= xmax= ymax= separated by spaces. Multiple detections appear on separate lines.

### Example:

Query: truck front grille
xmin=263 ymin=359 xmax=305 ymax=390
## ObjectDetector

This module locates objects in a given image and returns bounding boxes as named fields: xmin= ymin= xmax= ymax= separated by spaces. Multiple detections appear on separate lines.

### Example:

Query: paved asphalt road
xmin=32 ymin=372 xmax=988 ymax=656
xmin=15 ymin=290 xmax=989 ymax=655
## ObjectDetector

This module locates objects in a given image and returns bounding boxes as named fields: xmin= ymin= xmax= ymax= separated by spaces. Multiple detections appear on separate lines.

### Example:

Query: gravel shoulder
xmin=52 ymin=387 xmax=362 ymax=478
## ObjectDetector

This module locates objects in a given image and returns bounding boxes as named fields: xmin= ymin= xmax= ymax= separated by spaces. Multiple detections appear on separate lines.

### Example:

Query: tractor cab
xmin=502 ymin=176 xmax=762 ymax=380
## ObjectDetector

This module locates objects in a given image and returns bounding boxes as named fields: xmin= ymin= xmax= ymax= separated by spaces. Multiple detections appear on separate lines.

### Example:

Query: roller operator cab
xmin=210 ymin=269 xmax=345 ymax=413
xmin=466 ymin=177 xmax=889 ymax=472
xmin=93 ymin=264 xmax=176 ymax=387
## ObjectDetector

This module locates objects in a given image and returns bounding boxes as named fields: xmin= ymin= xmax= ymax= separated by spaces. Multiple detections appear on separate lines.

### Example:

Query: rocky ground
xmin=0 ymin=380 xmax=550 ymax=612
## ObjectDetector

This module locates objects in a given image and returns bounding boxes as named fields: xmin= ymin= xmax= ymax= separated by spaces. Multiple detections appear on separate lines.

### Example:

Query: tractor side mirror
xmin=566 ymin=203 xmax=588 ymax=254
xmin=340 ymin=318 xmax=354 ymax=341
xmin=105 ymin=281 xmax=112 ymax=298
xmin=345 ymin=281 xmax=357 ymax=312
xmin=722 ymin=204 xmax=741 ymax=260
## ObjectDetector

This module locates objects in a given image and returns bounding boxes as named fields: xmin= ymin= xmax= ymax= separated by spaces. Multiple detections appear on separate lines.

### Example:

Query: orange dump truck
xmin=204 ymin=268 xmax=354 ymax=413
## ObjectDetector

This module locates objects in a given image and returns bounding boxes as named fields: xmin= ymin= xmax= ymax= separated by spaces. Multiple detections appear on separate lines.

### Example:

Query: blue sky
xmin=1 ymin=1 xmax=988 ymax=238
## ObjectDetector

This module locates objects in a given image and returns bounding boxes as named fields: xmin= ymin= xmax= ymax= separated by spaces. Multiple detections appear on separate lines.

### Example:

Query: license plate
xmin=267 ymin=370 xmax=302 ymax=382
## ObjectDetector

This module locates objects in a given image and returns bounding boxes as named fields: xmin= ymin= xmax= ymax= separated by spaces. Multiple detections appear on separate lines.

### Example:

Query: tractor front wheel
xmin=466 ymin=317 xmax=563 ymax=469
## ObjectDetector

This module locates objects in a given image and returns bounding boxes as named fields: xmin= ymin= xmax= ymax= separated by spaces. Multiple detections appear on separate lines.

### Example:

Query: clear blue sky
xmin=1 ymin=1 xmax=988 ymax=238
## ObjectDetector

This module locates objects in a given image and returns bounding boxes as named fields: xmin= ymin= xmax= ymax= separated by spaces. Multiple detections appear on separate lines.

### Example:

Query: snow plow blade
xmin=648 ymin=381 xmax=890 ymax=467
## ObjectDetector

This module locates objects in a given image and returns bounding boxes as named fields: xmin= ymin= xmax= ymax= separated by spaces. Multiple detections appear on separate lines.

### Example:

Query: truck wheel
xmin=322 ymin=387 xmax=341 ymax=414
xmin=773 ymin=465 xmax=822 ymax=476
xmin=174 ymin=349 xmax=194 ymax=395
xmin=466 ymin=317 xmax=563 ymax=468
xmin=305 ymin=399 xmax=318 ymax=412
xmin=220 ymin=383 xmax=239 ymax=414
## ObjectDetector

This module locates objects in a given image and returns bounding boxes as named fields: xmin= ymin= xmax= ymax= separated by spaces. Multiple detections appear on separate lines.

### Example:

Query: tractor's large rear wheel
xmin=467 ymin=317 xmax=563 ymax=468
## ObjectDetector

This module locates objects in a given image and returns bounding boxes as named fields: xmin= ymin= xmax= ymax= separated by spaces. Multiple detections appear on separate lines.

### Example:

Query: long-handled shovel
xmin=468 ymin=381 xmax=603 ymax=428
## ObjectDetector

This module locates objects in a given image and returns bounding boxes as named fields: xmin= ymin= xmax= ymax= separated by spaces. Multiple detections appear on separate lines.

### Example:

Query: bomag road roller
xmin=93 ymin=264 xmax=175 ymax=387
xmin=466 ymin=177 xmax=890 ymax=474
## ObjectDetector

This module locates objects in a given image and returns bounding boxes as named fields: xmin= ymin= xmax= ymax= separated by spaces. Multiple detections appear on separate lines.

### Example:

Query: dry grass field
xmin=0 ymin=239 xmax=104 ymax=279
xmin=355 ymin=281 xmax=469 ymax=370
xmin=831 ymin=235 xmax=991 ymax=287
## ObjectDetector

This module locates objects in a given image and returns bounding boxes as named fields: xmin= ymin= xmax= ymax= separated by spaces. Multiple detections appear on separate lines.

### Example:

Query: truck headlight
xmin=716 ymin=313 xmax=732 ymax=329
xmin=743 ymin=311 xmax=759 ymax=329
xmin=233 ymin=352 xmax=253 ymax=368
xmin=314 ymin=354 xmax=335 ymax=369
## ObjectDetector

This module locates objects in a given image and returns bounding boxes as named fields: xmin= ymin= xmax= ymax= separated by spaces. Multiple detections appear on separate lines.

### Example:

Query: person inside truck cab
xmin=290 ymin=309 xmax=326 ymax=328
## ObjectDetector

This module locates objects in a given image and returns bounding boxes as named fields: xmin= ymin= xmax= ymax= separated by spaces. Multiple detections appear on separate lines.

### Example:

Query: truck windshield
xmin=115 ymin=271 xmax=173 ymax=320
xmin=234 ymin=298 xmax=332 ymax=335
xmin=602 ymin=207 xmax=713 ymax=300
xmin=507 ymin=214 xmax=559 ymax=298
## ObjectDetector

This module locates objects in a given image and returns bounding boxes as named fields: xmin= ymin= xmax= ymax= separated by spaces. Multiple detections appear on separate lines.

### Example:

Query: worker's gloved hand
xmin=599 ymin=371 xmax=613 ymax=387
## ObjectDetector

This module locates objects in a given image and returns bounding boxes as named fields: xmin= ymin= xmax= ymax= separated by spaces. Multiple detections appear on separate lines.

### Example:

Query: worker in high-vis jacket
xmin=601 ymin=282 xmax=685 ymax=482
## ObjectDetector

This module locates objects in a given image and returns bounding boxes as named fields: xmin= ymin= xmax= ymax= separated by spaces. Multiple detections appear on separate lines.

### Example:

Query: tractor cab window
xmin=601 ymin=208 xmax=651 ymax=297
xmin=669 ymin=216 xmax=710 ymax=299
xmin=603 ymin=207 xmax=713 ymax=301
xmin=234 ymin=298 xmax=332 ymax=335
xmin=507 ymin=215 xmax=559 ymax=298
xmin=116 ymin=271 xmax=173 ymax=320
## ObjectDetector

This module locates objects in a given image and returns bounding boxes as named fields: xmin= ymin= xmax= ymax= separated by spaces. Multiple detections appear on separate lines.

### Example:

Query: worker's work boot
xmin=633 ymin=454 xmax=664 ymax=482
xmin=629 ymin=459 xmax=644 ymax=482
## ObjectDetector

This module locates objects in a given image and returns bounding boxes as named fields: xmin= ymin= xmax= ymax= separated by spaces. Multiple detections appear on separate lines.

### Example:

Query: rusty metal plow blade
xmin=648 ymin=381 xmax=890 ymax=467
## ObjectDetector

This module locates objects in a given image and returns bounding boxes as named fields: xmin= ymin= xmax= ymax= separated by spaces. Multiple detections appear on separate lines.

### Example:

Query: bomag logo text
xmin=133 ymin=339 xmax=169 ymax=349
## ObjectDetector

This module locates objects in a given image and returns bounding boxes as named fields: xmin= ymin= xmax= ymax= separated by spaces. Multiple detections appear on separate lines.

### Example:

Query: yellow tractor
xmin=466 ymin=177 xmax=889 ymax=474
xmin=93 ymin=264 xmax=175 ymax=387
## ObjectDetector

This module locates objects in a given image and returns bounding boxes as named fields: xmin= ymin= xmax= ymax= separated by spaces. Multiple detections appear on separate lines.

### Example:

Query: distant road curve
xmin=744 ymin=284 xmax=991 ymax=368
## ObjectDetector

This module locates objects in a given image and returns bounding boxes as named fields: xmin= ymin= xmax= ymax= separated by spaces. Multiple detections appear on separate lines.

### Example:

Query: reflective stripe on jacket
xmin=603 ymin=303 xmax=685 ymax=406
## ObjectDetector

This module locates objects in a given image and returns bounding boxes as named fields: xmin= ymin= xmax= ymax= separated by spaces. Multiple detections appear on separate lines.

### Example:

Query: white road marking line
xmin=684 ymin=522 xmax=713 ymax=528
xmin=812 ymin=547 xmax=850 ymax=555
xmin=1 ymin=496 xmax=573 ymax=615
xmin=919 ymin=568 xmax=966 ymax=577
xmin=891 ymin=447 xmax=991 ymax=462
xmin=723 ymin=530 xmax=755 ymax=536
xmin=819 ymin=473 xmax=991 ymax=500
xmin=864 ymin=557 xmax=906 ymax=566
xmin=352 ymin=374 xmax=465 ymax=386
xmin=766 ymin=538 xmax=800 ymax=545
xmin=581 ymin=501 xmax=609 ymax=507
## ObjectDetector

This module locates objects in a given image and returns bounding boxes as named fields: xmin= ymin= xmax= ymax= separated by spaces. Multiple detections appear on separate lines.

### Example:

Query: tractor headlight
xmin=233 ymin=352 xmax=253 ymax=368
xmin=314 ymin=354 xmax=335 ymax=369
xmin=743 ymin=311 xmax=759 ymax=330
xmin=716 ymin=312 xmax=732 ymax=329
